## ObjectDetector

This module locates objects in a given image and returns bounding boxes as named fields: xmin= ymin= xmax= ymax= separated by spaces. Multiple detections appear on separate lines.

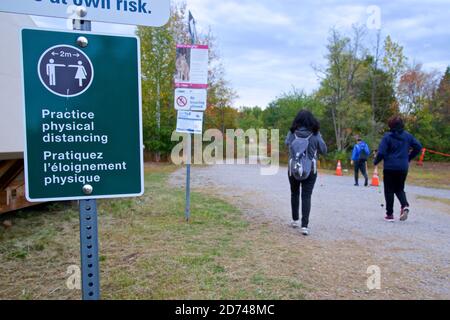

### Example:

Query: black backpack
xmin=358 ymin=144 xmax=368 ymax=160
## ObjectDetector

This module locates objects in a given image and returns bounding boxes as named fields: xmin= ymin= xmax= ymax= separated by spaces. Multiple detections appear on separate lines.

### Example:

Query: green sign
xmin=21 ymin=28 xmax=143 ymax=202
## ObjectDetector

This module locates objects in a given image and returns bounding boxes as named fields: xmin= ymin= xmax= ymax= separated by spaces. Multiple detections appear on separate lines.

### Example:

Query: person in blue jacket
xmin=374 ymin=116 xmax=422 ymax=222
xmin=351 ymin=137 xmax=370 ymax=186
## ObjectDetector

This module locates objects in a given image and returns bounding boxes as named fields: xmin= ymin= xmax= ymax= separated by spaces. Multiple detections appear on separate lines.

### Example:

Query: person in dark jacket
xmin=351 ymin=137 xmax=370 ymax=186
xmin=285 ymin=110 xmax=327 ymax=235
xmin=374 ymin=116 xmax=422 ymax=222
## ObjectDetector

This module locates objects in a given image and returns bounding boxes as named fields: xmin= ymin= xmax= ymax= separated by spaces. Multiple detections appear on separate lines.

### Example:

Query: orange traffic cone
xmin=335 ymin=160 xmax=343 ymax=176
xmin=371 ymin=166 xmax=380 ymax=187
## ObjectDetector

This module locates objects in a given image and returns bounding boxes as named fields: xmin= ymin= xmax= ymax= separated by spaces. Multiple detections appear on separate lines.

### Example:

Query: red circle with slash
xmin=177 ymin=96 xmax=188 ymax=107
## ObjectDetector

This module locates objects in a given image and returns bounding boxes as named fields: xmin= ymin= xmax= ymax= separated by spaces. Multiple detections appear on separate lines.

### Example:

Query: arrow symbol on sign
xmin=73 ymin=53 xmax=80 ymax=58
xmin=51 ymin=52 xmax=59 ymax=56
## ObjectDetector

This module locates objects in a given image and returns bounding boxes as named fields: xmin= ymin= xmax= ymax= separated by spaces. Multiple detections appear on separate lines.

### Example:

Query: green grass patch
xmin=318 ymin=161 xmax=450 ymax=190
xmin=417 ymin=195 xmax=450 ymax=208
xmin=0 ymin=163 xmax=308 ymax=300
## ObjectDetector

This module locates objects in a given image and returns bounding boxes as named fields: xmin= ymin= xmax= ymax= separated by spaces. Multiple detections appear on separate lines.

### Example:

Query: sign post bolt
xmin=82 ymin=184 xmax=93 ymax=195
xmin=76 ymin=6 xmax=88 ymax=18
xmin=77 ymin=36 xmax=89 ymax=48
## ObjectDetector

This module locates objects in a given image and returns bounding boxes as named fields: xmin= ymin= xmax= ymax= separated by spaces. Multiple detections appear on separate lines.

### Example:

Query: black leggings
xmin=383 ymin=169 xmax=409 ymax=216
xmin=288 ymin=172 xmax=317 ymax=228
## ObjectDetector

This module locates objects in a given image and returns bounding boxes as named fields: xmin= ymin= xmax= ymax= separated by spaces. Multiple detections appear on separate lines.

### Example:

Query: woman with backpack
xmin=285 ymin=110 xmax=327 ymax=235
xmin=374 ymin=116 xmax=422 ymax=222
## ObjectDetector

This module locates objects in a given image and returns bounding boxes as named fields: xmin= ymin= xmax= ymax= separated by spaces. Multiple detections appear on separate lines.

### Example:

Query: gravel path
xmin=170 ymin=164 xmax=450 ymax=297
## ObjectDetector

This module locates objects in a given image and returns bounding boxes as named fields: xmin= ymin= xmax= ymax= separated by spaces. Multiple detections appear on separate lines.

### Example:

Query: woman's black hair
xmin=290 ymin=110 xmax=320 ymax=135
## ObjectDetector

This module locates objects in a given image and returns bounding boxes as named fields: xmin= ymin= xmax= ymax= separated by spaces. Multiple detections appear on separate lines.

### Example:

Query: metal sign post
xmin=182 ymin=12 xmax=203 ymax=223
xmin=185 ymin=134 xmax=191 ymax=222
xmin=78 ymin=198 xmax=100 ymax=300
xmin=21 ymin=23 xmax=143 ymax=300
xmin=13 ymin=0 xmax=163 ymax=302
xmin=73 ymin=16 xmax=100 ymax=301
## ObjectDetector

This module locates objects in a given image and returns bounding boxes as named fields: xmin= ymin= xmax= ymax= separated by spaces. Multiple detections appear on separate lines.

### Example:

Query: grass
xmin=407 ymin=162 xmax=450 ymax=189
xmin=416 ymin=195 xmax=450 ymax=208
xmin=319 ymin=161 xmax=450 ymax=190
xmin=0 ymin=163 xmax=309 ymax=300
xmin=1 ymin=163 xmax=444 ymax=299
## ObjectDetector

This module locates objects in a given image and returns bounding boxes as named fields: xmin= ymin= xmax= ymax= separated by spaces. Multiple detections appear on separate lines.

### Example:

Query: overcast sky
xmin=33 ymin=0 xmax=450 ymax=108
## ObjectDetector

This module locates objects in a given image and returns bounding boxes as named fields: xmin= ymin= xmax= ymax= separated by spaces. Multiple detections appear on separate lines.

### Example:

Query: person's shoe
xmin=364 ymin=181 xmax=368 ymax=187
xmin=291 ymin=220 xmax=300 ymax=228
xmin=384 ymin=215 xmax=395 ymax=222
xmin=301 ymin=227 xmax=310 ymax=236
xmin=400 ymin=207 xmax=410 ymax=221
xmin=354 ymin=183 xmax=359 ymax=186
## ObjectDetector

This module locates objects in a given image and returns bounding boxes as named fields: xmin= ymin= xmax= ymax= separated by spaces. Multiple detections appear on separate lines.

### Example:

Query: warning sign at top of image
xmin=0 ymin=0 xmax=170 ymax=27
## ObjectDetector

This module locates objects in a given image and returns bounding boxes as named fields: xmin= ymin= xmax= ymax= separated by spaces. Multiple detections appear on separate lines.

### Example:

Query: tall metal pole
xmin=156 ymin=80 xmax=161 ymax=162
xmin=73 ymin=10 xmax=100 ymax=300
xmin=185 ymin=12 xmax=197 ymax=222
xmin=185 ymin=133 xmax=191 ymax=221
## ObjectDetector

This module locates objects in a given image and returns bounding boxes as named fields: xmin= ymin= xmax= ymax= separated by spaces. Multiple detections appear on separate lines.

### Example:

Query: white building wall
xmin=0 ymin=12 xmax=36 ymax=159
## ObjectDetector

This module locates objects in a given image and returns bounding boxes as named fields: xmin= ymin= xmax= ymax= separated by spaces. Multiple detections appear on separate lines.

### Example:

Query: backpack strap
xmin=295 ymin=133 xmax=313 ymax=140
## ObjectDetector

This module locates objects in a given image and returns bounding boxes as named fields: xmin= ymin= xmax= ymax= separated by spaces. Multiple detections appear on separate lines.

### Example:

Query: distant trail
xmin=170 ymin=164 xmax=450 ymax=298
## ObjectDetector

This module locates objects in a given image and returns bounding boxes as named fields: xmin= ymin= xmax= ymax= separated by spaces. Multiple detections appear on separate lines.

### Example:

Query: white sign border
xmin=37 ymin=44 xmax=95 ymax=98
xmin=176 ymin=110 xmax=204 ymax=135
xmin=20 ymin=27 xmax=144 ymax=202
xmin=0 ymin=1 xmax=170 ymax=27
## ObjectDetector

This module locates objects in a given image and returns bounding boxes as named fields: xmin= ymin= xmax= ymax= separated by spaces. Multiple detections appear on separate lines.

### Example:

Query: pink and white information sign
xmin=174 ymin=44 xmax=209 ymax=89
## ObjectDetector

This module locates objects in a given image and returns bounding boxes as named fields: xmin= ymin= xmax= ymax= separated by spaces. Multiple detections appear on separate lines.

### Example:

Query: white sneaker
xmin=301 ymin=227 xmax=309 ymax=236
xmin=291 ymin=221 xmax=300 ymax=228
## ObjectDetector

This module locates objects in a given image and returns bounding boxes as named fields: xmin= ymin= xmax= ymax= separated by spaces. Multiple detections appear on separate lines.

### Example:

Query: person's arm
xmin=365 ymin=144 xmax=370 ymax=156
xmin=374 ymin=136 xmax=387 ymax=166
xmin=315 ymin=133 xmax=327 ymax=155
xmin=351 ymin=145 xmax=358 ymax=161
xmin=285 ymin=131 xmax=293 ymax=146
xmin=408 ymin=135 xmax=423 ymax=161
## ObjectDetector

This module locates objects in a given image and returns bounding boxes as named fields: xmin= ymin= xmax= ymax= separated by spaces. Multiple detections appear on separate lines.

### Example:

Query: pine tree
xmin=434 ymin=66 xmax=450 ymax=123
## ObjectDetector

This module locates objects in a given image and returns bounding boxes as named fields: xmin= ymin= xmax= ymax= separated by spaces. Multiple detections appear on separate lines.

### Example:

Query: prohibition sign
xmin=177 ymin=95 xmax=188 ymax=108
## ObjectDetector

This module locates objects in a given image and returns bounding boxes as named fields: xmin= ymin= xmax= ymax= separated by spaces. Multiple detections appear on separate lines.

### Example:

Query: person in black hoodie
xmin=374 ymin=116 xmax=422 ymax=222
xmin=285 ymin=110 xmax=327 ymax=235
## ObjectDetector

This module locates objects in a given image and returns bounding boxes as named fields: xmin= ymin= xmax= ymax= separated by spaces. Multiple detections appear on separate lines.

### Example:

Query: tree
xmin=397 ymin=62 xmax=439 ymax=114
xmin=237 ymin=106 xmax=264 ymax=131
xmin=434 ymin=66 xmax=450 ymax=123
xmin=382 ymin=35 xmax=407 ymax=87
xmin=357 ymin=56 xmax=397 ymax=140
xmin=137 ymin=4 xmax=188 ymax=159
xmin=205 ymin=106 xmax=238 ymax=132
xmin=262 ymin=90 xmax=325 ymax=148
xmin=203 ymin=30 xmax=238 ymax=133
xmin=315 ymin=26 xmax=369 ymax=151
xmin=398 ymin=64 xmax=448 ymax=155
xmin=137 ymin=3 xmax=235 ymax=159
